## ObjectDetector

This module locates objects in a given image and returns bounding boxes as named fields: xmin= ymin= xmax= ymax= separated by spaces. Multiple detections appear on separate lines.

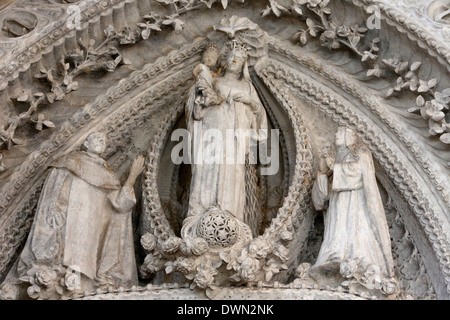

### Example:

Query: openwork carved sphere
xmin=196 ymin=209 xmax=238 ymax=248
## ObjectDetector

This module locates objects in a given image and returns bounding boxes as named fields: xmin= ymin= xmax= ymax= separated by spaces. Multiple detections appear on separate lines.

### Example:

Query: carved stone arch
xmin=255 ymin=50 xmax=449 ymax=299
xmin=0 ymin=0 xmax=448 ymax=300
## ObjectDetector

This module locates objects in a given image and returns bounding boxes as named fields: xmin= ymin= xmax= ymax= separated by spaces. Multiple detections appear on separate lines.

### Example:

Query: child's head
xmin=202 ymin=43 xmax=219 ymax=68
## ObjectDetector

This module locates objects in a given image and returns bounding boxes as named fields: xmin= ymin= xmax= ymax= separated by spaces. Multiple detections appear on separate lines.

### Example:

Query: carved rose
xmin=239 ymin=257 xmax=261 ymax=282
xmin=141 ymin=233 xmax=157 ymax=251
xmin=320 ymin=30 xmax=341 ymax=50
xmin=143 ymin=253 xmax=165 ymax=273
xmin=173 ymin=257 xmax=195 ymax=275
xmin=381 ymin=278 xmax=399 ymax=296
xmin=194 ymin=261 xmax=218 ymax=289
xmin=35 ymin=266 xmax=57 ymax=287
xmin=0 ymin=283 xmax=19 ymax=300
xmin=191 ymin=238 xmax=208 ymax=256
xmin=340 ymin=259 xmax=358 ymax=279
xmin=280 ymin=230 xmax=293 ymax=241
xmin=336 ymin=26 xmax=351 ymax=38
xmin=103 ymin=61 xmax=117 ymax=72
xmin=161 ymin=237 xmax=182 ymax=254
xmin=220 ymin=249 xmax=241 ymax=271
xmin=273 ymin=244 xmax=289 ymax=262
xmin=249 ymin=238 xmax=272 ymax=259
xmin=63 ymin=272 xmax=81 ymax=292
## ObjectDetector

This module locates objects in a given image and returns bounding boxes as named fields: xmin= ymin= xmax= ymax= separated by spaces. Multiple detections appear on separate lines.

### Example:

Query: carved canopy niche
xmin=0 ymin=0 xmax=448 ymax=300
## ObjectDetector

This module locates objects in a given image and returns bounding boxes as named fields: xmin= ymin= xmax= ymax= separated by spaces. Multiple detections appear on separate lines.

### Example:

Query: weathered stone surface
xmin=0 ymin=0 xmax=448 ymax=300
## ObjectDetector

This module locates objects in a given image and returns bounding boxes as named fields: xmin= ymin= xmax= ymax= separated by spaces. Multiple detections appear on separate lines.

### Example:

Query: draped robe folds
xmin=186 ymin=76 xmax=268 ymax=223
xmin=15 ymin=151 xmax=138 ymax=286
xmin=310 ymin=146 xmax=395 ymax=287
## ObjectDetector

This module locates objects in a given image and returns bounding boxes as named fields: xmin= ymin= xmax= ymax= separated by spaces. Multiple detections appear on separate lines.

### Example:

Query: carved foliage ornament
xmin=0 ymin=0 xmax=447 ymax=300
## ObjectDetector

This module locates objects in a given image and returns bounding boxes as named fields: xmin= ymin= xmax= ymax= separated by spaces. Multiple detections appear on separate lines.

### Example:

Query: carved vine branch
xmin=262 ymin=0 xmax=450 ymax=144
xmin=1 ymin=0 xmax=448 ymax=152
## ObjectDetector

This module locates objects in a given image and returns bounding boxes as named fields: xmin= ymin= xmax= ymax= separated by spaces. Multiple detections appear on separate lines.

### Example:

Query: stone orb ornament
xmin=196 ymin=208 xmax=239 ymax=248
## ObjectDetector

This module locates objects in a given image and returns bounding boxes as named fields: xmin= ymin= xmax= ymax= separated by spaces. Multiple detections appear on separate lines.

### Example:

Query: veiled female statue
xmin=309 ymin=126 xmax=398 ymax=295
xmin=181 ymin=41 xmax=268 ymax=249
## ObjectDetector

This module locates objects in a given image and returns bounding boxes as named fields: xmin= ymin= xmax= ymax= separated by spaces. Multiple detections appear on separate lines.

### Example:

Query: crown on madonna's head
xmin=229 ymin=40 xmax=250 ymax=58
xmin=205 ymin=43 xmax=219 ymax=53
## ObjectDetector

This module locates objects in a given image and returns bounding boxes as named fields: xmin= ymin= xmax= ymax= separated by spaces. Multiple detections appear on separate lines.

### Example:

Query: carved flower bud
xmin=64 ymin=272 xmax=81 ymax=292
xmin=0 ymin=283 xmax=19 ymax=300
xmin=249 ymin=238 xmax=272 ymax=259
xmin=337 ymin=26 xmax=351 ymax=37
xmin=239 ymin=257 xmax=261 ymax=282
xmin=173 ymin=257 xmax=195 ymax=275
xmin=191 ymin=238 xmax=208 ymax=256
xmin=161 ymin=237 xmax=182 ymax=254
xmin=194 ymin=261 xmax=217 ymax=289
xmin=141 ymin=233 xmax=157 ymax=252
xmin=280 ymin=231 xmax=293 ymax=241
xmin=381 ymin=278 xmax=399 ymax=296
xmin=35 ymin=267 xmax=57 ymax=287
xmin=143 ymin=253 xmax=165 ymax=273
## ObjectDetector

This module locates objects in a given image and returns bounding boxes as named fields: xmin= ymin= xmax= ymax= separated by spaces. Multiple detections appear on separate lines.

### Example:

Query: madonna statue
xmin=182 ymin=41 xmax=268 ymax=250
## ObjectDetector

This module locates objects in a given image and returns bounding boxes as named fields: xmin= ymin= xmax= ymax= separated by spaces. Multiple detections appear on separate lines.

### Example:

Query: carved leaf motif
xmin=268 ymin=0 xmax=288 ymax=17
xmin=17 ymin=90 xmax=31 ymax=102
xmin=141 ymin=27 xmax=151 ymax=40
xmin=418 ymin=80 xmax=429 ymax=93
xmin=385 ymin=88 xmax=395 ymax=98
xmin=261 ymin=6 xmax=272 ymax=17
xmin=214 ymin=16 xmax=258 ymax=38
xmin=221 ymin=0 xmax=228 ymax=9
xmin=43 ymin=121 xmax=55 ymax=128
xmin=306 ymin=18 xmax=315 ymax=29
xmin=292 ymin=5 xmax=303 ymax=15
xmin=416 ymin=95 xmax=425 ymax=107
xmin=410 ymin=61 xmax=422 ymax=72
xmin=300 ymin=31 xmax=308 ymax=45
xmin=65 ymin=81 xmax=79 ymax=93
xmin=429 ymin=120 xmax=444 ymax=135
xmin=34 ymin=113 xmax=55 ymax=131
xmin=200 ymin=0 xmax=216 ymax=8
xmin=366 ymin=66 xmax=382 ymax=78
xmin=349 ymin=34 xmax=361 ymax=47
xmin=322 ymin=7 xmax=332 ymax=15
xmin=428 ymin=78 xmax=437 ymax=89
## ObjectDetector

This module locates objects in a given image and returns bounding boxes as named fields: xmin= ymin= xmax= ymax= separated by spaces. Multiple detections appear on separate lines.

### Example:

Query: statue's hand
xmin=233 ymin=93 xmax=252 ymax=105
xmin=318 ymin=154 xmax=334 ymax=174
xmin=318 ymin=157 xmax=328 ymax=175
xmin=126 ymin=155 xmax=145 ymax=186
xmin=325 ymin=156 xmax=335 ymax=171
xmin=233 ymin=93 xmax=259 ymax=112
xmin=192 ymin=65 xmax=202 ymax=79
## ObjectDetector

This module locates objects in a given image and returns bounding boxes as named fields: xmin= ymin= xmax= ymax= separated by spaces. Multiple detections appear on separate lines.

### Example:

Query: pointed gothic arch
xmin=0 ymin=0 xmax=448 ymax=300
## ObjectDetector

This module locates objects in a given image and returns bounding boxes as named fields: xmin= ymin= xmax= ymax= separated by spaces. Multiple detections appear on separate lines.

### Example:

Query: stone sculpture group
xmin=0 ymin=34 xmax=399 ymax=299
